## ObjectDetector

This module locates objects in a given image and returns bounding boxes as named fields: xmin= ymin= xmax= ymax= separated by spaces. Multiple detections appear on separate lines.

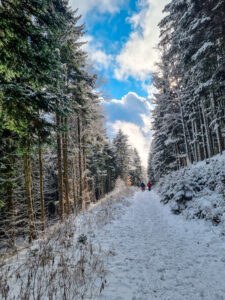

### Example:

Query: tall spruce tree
xmin=0 ymin=1 xmax=121 ymax=247
xmin=148 ymin=0 xmax=225 ymax=182
xmin=113 ymin=130 xmax=131 ymax=181
xmin=129 ymin=149 xmax=143 ymax=186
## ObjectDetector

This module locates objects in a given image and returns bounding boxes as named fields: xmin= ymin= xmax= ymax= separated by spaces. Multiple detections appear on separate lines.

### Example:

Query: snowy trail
xmin=95 ymin=190 xmax=225 ymax=300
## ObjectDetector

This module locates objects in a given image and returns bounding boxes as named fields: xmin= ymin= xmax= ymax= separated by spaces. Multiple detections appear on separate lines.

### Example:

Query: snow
xmin=212 ymin=1 xmax=223 ymax=11
xmin=192 ymin=42 xmax=214 ymax=61
xmin=42 ymin=113 xmax=54 ymax=124
xmin=195 ymin=79 xmax=213 ymax=93
xmin=2 ymin=183 xmax=225 ymax=299
xmin=190 ymin=17 xmax=211 ymax=31
xmin=94 ymin=190 xmax=225 ymax=300
xmin=158 ymin=151 xmax=225 ymax=228
xmin=0 ymin=180 xmax=135 ymax=300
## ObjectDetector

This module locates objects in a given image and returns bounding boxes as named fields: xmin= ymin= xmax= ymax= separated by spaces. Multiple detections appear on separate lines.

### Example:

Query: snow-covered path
xmin=95 ymin=190 xmax=225 ymax=300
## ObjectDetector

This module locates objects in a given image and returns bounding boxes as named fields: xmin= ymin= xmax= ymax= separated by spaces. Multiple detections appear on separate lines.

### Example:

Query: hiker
xmin=140 ymin=182 xmax=145 ymax=191
xmin=147 ymin=181 xmax=151 ymax=191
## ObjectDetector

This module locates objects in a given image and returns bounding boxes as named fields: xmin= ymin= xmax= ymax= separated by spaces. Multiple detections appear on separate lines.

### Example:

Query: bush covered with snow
xmin=158 ymin=153 xmax=225 ymax=225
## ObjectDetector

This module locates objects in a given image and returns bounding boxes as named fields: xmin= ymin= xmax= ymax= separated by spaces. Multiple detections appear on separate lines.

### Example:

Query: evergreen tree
xmin=113 ymin=130 xmax=131 ymax=181
xmin=0 ymin=1 xmax=120 ymax=247
xmin=129 ymin=149 xmax=143 ymax=186
xmin=148 ymin=0 xmax=225 ymax=182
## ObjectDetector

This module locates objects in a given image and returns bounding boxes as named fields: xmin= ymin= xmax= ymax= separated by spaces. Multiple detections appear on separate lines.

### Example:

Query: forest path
xmin=95 ymin=190 xmax=225 ymax=300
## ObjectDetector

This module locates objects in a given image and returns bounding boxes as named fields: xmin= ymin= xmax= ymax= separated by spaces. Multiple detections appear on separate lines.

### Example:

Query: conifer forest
xmin=148 ymin=0 xmax=225 ymax=182
xmin=0 ymin=0 xmax=225 ymax=299
xmin=0 ymin=1 xmax=143 ymax=248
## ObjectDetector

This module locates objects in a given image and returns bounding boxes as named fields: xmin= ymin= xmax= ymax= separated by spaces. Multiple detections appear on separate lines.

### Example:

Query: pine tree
xmin=113 ymin=130 xmax=131 ymax=181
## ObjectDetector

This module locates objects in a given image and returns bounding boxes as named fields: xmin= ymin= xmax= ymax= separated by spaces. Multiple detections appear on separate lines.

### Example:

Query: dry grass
xmin=0 ymin=218 xmax=106 ymax=300
xmin=0 ymin=181 xmax=136 ymax=299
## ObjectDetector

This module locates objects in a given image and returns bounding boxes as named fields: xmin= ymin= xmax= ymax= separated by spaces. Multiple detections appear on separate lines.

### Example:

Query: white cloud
xmin=91 ymin=50 xmax=113 ymax=70
xmin=80 ymin=35 xmax=113 ymax=70
xmin=140 ymin=113 xmax=152 ymax=134
xmin=69 ymin=0 xmax=125 ymax=17
xmin=104 ymin=92 xmax=153 ymax=168
xmin=114 ymin=0 xmax=170 ymax=81
xmin=104 ymin=92 xmax=152 ymax=127
xmin=110 ymin=91 xmax=146 ymax=105
xmin=111 ymin=121 xmax=152 ymax=168
xmin=143 ymin=82 xmax=158 ymax=101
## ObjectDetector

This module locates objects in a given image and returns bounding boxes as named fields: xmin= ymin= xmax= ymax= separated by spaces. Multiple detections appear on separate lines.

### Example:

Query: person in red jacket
xmin=147 ymin=181 xmax=151 ymax=191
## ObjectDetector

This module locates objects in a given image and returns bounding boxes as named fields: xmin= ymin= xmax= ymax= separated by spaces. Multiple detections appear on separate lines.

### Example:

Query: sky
xmin=69 ymin=0 xmax=169 ymax=167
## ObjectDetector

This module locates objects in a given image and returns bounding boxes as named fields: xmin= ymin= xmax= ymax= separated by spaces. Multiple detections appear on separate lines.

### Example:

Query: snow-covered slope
xmin=157 ymin=152 xmax=225 ymax=230
xmin=0 ymin=180 xmax=135 ymax=300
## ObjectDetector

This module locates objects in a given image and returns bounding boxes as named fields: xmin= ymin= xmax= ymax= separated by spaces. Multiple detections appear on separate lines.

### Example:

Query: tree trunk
xmin=81 ymin=119 xmax=90 ymax=209
xmin=62 ymin=117 xmax=70 ymax=216
xmin=77 ymin=115 xmax=83 ymax=210
xmin=201 ymin=133 xmax=207 ymax=160
xmin=200 ymin=98 xmax=213 ymax=158
xmin=23 ymin=153 xmax=36 ymax=242
xmin=199 ymin=108 xmax=207 ymax=160
xmin=191 ymin=119 xmax=198 ymax=162
xmin=7 ymin=184 xmax=14 ymax=219
xmin=75 ymin=154 xmax=80 ymax=205
xmin=39 ymin=146 xmax=45 ymax=232
xmin=101 ymin=177 xmax=105 ymax=198
xmin=7 ymin=182 xmax=15 ymax=245
xmin=179 ymin=100 xmax=191 ymax=165
xmin=72 ymin=156 xmax=77 ymax=212
xmin=175 ymin=143 xmax=181 ymax=170
xmin=57 ymin=114 xmax=64 ymax=221
xmin=194 ymin=119 xmax=201 ymax=161
xmin=218 ymin=126 xmax=224 ymax=152
xmin=210 ymin=91 xmax=224 ymax=154
xmin=107 ymin=169 xmax=111 ymax=193
xmin=91 ymin=176 xmax=96 ymax=203
xmin=186 ymin=122 xmax=195 ymax=163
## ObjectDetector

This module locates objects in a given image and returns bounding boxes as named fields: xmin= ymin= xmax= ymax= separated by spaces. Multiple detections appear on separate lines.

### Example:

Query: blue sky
xmin=69 ymin=0 xmax=169 ymax=167
xmin=82 ymin=0 xmax=149 ymax=99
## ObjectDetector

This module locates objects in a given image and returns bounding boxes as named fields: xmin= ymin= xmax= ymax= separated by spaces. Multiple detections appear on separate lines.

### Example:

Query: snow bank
xmin=0 ymin=180 xmax=136 ymax=300
xmin=157 ymin=152 xmax=225 ymax=229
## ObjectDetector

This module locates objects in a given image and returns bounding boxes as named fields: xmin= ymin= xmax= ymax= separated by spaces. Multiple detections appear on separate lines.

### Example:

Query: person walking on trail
xmin=147 ymin=181 xmax=151 ymax=191
xmin=140 ymin=183 xmax=145 ymax=191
